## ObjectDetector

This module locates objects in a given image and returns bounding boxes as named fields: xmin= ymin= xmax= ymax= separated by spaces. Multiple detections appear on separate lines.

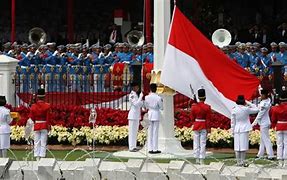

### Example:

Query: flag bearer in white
xmin=231 ymin=95 xmax=259 ymax=166
xmin=190 ymin=88 xmax=212 ymax=164
xmin=128 ymin=82 xmax=143 ymax=152
xmin=0 ymin=96 xmax=12 ymax=157
xmin=144 ymin=83 xmax=163 ymax=154
xmin=252 ymin=89 xmax=275 ymax=159
xmin=271 ymin=90 xmax=287 ymax=167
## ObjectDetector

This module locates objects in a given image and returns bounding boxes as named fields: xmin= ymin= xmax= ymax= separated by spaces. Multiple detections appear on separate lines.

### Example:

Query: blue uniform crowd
xmin=1 ymin=40 xmax=287 ymax=93
xmin=222 ymin=42 xmax=287 ymax=76
xmin=0 ymin=42 xmax=154 ymax=93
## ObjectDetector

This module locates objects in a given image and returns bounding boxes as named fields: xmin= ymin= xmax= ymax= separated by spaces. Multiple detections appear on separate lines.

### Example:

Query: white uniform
xmin=144 ymin=92 xmax=163 ymax=151
xmin=0 ymin=106 xmax=12 ymax=157
xmin=252 ymin=98 xmax=274 ymax=158
xmin=231 ymin=102 xmax=258 ymax=165
xmin=128 ymin=91 xmax=143 ymax=150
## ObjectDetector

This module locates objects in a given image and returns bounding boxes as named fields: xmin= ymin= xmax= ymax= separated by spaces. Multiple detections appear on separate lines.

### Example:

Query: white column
xmin=114 ymin=0 xmax=193 ymax=158
xmin=153 ymin=0 xmax=170 ymax=71
xmin=154 ymin=1 xmax=192 ymax=155
xmin=0 ymin=55 xmax=18 ymax=106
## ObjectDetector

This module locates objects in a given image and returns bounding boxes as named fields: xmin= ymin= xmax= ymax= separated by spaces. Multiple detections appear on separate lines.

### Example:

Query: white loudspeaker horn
xmin=211 ymin=29 xmax=232 ymax=48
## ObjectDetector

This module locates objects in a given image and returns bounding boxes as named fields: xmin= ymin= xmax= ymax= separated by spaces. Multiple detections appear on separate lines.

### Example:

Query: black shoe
xmin=255 ymin=156 xmax=263 ymax=160
xmin=148 ymin=151 xmax=154 ymax=154
xmin=243 ymin=163 xmax=249 ymax=167
xmin=129 ymin=148 xmax=138 ymax=152
xmin=153 ymin=150 xmax=161 ymax=154
xmin=267 ymin=157 xmax=276 ymax=160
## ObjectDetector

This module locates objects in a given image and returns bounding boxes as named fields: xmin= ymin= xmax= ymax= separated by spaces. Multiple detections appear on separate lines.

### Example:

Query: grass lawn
xmin=6 ymin=149 xmax=278 ymax=167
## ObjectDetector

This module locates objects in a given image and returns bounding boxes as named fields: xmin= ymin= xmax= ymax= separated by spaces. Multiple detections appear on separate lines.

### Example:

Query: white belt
xmin=195 ymin=119 xmax=206 ymax=122
xmin=45 ymin=64 xmax=54 ymax=67
xmin=278 ymin=121 xmax=287 ymax=124
xmin=20 ymin=66 xmax=29 ymax=69
xmin=35 ymin=121 xmax=46 ymax=123
xmin=56 ymin=65 xmax=62 ymax=67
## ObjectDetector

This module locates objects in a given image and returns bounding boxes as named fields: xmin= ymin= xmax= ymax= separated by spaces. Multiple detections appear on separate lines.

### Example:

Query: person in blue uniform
xmin=102 ymin=44 xmax=113 ymax=65
xmin=145 ymin=43 xmax=154 ymax=63
xmin=119 ymin=43 xmax=133 ymax=63
xmin=258 ymin=47 xmax=272 ymax=76
xmin=79 ymin=45 xmax=92 ymax=92
xmin=18 ymin=44 xmax=31 ymax=93
xmin=234 ymin=44 xmax=250 ymax=69
xmin=276 ymin=42 xmax=287 ymax=65
xmin=253 ymin=42 xmax=262 ymax=57
xmin=228 ymin=45 xmax=237 ymax=61
xmin=2 ymin=42 xmax=11 ymax=56
xmin=54 ymin=45 xmax=68 ymax=92
xmin=44 ymin=43 xmax=58 ymax=92
xmin=268 ymin=42 xmax=278 ymax=63
xmin=249 ymin=46 xmax=260 ymax=75
xmin=67 ymin=44 xmax=81 ymax=91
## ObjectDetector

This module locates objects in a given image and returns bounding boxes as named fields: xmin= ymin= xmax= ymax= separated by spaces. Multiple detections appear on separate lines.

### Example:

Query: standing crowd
xmin=222 ymin=42 xmax=287 ymax=76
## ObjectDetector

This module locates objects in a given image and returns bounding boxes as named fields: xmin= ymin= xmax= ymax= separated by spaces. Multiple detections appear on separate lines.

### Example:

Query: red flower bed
xmin=7 ymin=105 xmax=129 ymax=127
xmin=174 ymin=109 xmax=231 ymax=129
xmin=8 ymin=105 xmax=232 ymax=129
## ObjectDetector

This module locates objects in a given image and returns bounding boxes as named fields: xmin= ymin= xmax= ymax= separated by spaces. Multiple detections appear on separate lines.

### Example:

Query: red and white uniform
xmin=190 ymin=102 xmax=211 ymax=159
xmin=271 ymin=102 xmax=287 ymax=160
xmin=29 ymin=100 xmax=51 ymax=158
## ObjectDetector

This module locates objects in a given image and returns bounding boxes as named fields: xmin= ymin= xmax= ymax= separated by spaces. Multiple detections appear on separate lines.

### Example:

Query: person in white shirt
xmin=128 ymin=82 xmax=143 ymax=152
xmin=231 ymin=95 xmax=259 ymax=166
xmin=144 ymin=83 xmax=163 ymax=154
xmin=0 ymin=96 xmax=12 ymax=157
xmin=252 ymin=89 xmax=275 ymax=160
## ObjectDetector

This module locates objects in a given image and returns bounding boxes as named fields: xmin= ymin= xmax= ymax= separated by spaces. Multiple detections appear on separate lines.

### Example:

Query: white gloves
xmin=139 ymin=92 xmax=144 ymax=99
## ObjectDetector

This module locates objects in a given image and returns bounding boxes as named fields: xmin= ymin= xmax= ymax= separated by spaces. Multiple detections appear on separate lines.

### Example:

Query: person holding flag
xmin=144 ymin=83 xmax=163 ymax=154
xmin=127 ymin=82 xmax=143 ymax=152
xmin=231 ymin=95 xmax=259 ymax=166
xmin=252 ymin=89 xmax=275 ymax=160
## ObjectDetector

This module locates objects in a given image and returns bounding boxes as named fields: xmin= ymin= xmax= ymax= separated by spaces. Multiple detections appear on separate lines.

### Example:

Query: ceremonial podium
xmin=131 ymin=61 xmax=142 ymax=87
xmin=271 ymin=61 xmax=284 ymax=95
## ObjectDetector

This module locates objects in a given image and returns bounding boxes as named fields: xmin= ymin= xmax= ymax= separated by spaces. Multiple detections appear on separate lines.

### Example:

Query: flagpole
xmin=152 ymin=0 xmax=192 ymax=156
xmin=113 ymin=0 xmax=193 ymax=159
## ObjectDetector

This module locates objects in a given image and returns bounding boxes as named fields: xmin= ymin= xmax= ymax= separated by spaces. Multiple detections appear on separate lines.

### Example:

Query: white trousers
xmin=0 ymin=133 xmax=10 ymax=149
xmin=147 ymin=121 xmax=159 ymax=151
xmin=34 ymin=129 xmax=48 ymax=158
xmin=257 ymin=126 xmax=274 ymax=158
xmin=276 ymin=131 xmax=287 ymax=160
xmin=193 ymin=130 xmax=207 ymax=159
xmin=128 ymin=120 xmax=139 ymax=150
xmin=235 ymin=151 xmax=246 ymax=166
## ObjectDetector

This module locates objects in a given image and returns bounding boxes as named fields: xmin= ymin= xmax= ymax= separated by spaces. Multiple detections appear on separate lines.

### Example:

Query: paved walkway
xmin=10 ymin=144 xmax=259 ymax=154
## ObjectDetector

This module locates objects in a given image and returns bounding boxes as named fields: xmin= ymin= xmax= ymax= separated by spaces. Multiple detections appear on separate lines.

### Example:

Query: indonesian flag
xmin=161 ymin=7 xmax=260 ymax=118
xmin=114 ymin=9 xmax=124 ymax=26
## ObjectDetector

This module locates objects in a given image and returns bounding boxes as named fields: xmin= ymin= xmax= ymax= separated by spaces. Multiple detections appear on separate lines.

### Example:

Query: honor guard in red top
xmin=29 ymin=88 xmax=51 ymax=160
xmin=190 ymin=88 xmax=212 ymax=164
xmin=271 ymin=90 xmax=287 ymax=165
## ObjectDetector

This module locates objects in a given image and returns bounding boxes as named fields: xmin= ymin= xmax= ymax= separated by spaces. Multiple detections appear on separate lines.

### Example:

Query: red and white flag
xmin=160 ymin=7 xmax=260 ymax=117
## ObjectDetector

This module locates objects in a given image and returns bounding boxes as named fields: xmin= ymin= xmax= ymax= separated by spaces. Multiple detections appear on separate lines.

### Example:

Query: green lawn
xmin=6 ymin=149 xmax=279 ymax=167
